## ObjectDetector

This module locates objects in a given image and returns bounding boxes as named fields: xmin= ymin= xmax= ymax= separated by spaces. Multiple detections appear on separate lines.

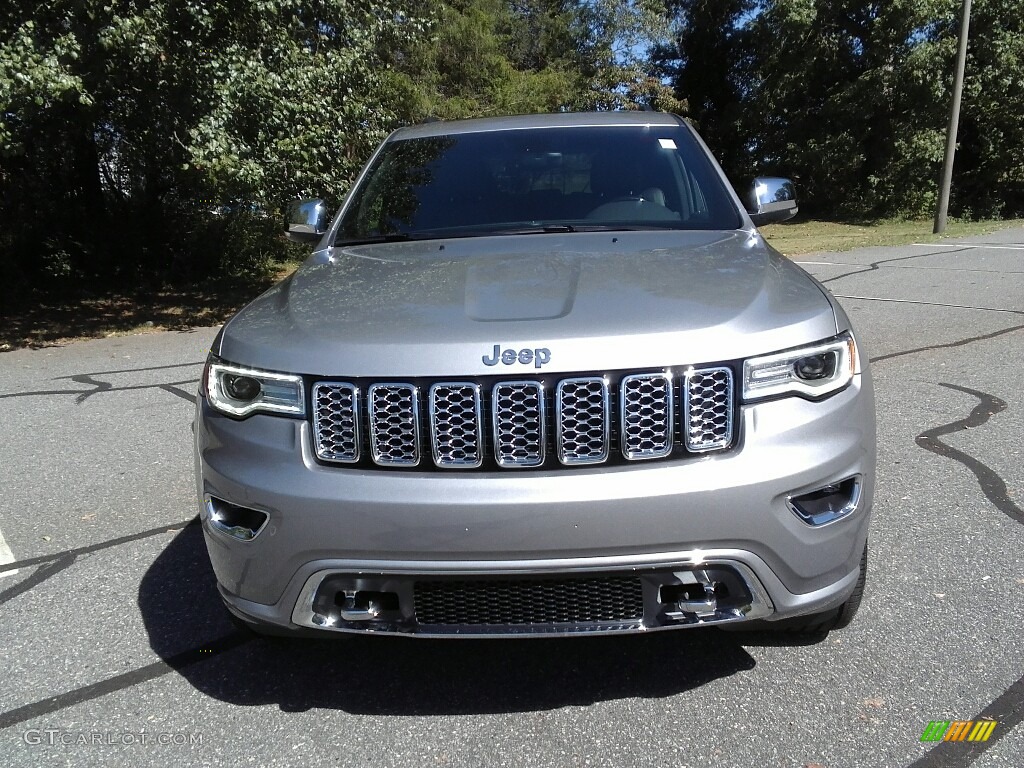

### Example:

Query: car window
xmin=337 ymin=125 xmax=742 ymax=242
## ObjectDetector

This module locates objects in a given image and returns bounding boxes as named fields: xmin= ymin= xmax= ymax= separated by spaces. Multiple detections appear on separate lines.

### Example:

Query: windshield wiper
xmin=332 ymin=233 xmax=416 ymax=246
xmin=571 ymin=224 xmax=677 ymax=232
xmin=488 ymin=225 xmax=577 ymax=235
xmin=486 ymin=224 xmax=675 ymax=236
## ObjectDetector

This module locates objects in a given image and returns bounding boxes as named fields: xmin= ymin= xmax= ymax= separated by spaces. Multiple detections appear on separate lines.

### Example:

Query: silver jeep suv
xmin=194 ymin=111 xmax=874 ymax=637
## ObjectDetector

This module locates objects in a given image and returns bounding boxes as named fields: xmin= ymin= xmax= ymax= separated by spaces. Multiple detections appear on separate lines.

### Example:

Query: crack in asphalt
xmin=0 ymin=554 xmax=78 ymax=609
xmin=803 ymin=263 xmax=1024 ymax=274
xmin=0 ymin=360 xmax=203 ymax=403
xmin=907 ymin=674 xmax=1024 ymax=767
xmin=914 ymin=383 xmax=1022 ymax=526
xmin=902 ymin=383 xmax=1023 ymax=766
xmin=870 ymin=323 xmax=1024 ymax=364
xmin=53 ymin=361 xmax=205 ymax=379
xmin=831 ymin=295 xmax=1022 ymax=314
xmin=0 ymin=361 xmax=211 ymax=729
xmin=0 ymin=517 xmax=259 ymax=733
xmin=913 ymin=241 xmax=1024 ymax=251
xmin=0 ymin=378 xmax=200 ymax=402
xmin=817 ymin=247 xmax=973 ymax=284
xmin=158 ymin=383 xmax=197 ymax=403
xmin=68 ymin=373 xmax=113 ymax=403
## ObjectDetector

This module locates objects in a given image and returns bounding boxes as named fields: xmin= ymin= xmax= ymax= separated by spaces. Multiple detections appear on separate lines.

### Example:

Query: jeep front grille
xmin=413 ymin=576 xmax=645 ymax=626
xmin=313 ymin=366 xmax=734 ymax=469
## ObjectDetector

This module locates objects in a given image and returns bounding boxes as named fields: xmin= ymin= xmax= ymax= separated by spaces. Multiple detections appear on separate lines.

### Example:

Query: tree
xmin=0 ymin=1 xmax=427 ymax=290
xmin=950 ymin=0 xmax=1024 ymax=217
xmin=748 ymin=0 xmax=954 ymax=217
xmin=659 ymin=0 xmax=1023 ymax=220
xmin=653 ymin=0 xmax=755 ymax=183
xmin=382 ymin=0 xmax=679 ymax=121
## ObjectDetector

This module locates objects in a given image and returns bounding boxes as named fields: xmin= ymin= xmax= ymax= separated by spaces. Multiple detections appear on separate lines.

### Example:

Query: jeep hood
xmin=218 ymin=230 xmax=838 ymax=377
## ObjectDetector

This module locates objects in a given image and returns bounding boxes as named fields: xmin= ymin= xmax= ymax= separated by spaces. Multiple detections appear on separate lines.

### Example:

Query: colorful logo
xmin=920 ymin=719 xmax=997 ymax=742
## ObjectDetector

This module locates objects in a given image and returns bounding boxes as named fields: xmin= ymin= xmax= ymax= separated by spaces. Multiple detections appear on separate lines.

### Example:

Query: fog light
xmin=205 ymin=496 xmax=270 ymax=541
xmin=788 ymin=477 xmax=861 ymax=526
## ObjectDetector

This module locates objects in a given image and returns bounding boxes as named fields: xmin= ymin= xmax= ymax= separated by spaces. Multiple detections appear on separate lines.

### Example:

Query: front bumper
xmin=194 ymin=375 xmax=874 ymax=636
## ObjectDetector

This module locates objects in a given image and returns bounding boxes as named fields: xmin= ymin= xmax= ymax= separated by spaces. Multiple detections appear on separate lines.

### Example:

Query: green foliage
xmin=953 ymin=0 xmax=1024 ymax=217
xmin=4 ymin=0 xmax=1019 ymax=305
xmin=660 ymin=0 xmax=1024 ymax=220
xmin=743 ymin=0 xmax=954 ymax=217
xmin=382 ymin=0 xmax=681 ymax=121
xmin=0 ymin=0 xmax=682 ymax=299
xmin=0 ymin=0 xmax=427 ymax=292
xmin=653 ymin=0 xmax=755 ymax=181
xmin=383 ymin=0 xmax=572 ymax=119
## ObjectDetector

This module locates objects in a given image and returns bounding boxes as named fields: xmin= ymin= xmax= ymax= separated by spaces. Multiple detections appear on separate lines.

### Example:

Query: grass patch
xmin=760 ymin=217 xmax=1024 ymax=256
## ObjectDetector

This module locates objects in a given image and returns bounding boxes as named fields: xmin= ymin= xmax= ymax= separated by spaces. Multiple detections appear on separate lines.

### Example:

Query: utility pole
xmin=934 ymin=0 xmax=972 ymax=234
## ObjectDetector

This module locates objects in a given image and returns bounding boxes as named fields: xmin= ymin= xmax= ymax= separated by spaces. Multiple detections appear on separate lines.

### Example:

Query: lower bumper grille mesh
xmin=413 ymin=577 xmax=645 ymax=626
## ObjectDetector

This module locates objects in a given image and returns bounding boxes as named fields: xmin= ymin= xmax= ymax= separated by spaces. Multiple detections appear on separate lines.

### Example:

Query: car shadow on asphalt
xmin=139 ymin=521 xmax=824 ymax=715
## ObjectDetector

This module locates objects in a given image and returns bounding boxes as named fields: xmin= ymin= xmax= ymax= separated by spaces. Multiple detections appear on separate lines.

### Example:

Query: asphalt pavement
xmin=0 ymin=228 xmax=1022 ymax=767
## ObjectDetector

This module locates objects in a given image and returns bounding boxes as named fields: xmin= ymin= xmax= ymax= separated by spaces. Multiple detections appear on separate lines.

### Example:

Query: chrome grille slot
xmin=413 ymin=577 xmax=645 ymax=626
xmin=620 ymin=372 xmax=673 ymax=460
xmin=492 ymin=381 xmax=545 ymax=467
xmin=312 ymin=382 xmax=360 ymax=463
xmin=556 ymin=377 xmax=609 ymax=465
xmin=368 ymin=383 xmax=420 ymax=466
xmin=683 ymin=367 xmax=734 ymax=452
xmin=429 ymin=382 xmax=483 ymax=468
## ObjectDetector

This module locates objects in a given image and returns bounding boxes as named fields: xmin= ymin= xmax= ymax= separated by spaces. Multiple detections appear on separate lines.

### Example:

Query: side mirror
xmin=745 ymin=177 xmax=798 ymax=226
xmin=285 ymin=198 xmax=330 ymax=243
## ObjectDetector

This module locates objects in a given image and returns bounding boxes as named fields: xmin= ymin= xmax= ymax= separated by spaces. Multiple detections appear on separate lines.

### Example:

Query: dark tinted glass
xmin=337 ymin=125 xmax=742 ymax=242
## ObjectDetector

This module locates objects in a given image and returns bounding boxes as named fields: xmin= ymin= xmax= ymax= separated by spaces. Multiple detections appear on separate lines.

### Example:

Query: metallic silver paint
xmin=217 ymin=233 xmax=838 ymax=378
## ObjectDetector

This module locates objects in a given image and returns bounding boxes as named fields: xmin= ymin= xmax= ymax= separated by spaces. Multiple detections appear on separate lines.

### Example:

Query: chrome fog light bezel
xmin=204 ymin=495 xmax=271 ymax=541
xmin=787 ymin=476 xmax=862 ymax=527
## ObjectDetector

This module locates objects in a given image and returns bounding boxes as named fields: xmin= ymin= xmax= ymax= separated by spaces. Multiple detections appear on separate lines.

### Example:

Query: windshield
xmin=336 ymin=124 xmax=743 ymax=244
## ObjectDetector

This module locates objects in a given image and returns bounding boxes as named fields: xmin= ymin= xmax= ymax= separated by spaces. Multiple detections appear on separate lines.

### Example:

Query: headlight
xmin=742 ymin=333 xmax=859 ymax=401
xmin=203 ymin=357 xmax=305 ymax=417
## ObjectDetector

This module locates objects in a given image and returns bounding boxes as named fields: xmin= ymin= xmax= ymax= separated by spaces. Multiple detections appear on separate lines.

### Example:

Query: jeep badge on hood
xmin=482 ymin=345 xmax=552 ymax=368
